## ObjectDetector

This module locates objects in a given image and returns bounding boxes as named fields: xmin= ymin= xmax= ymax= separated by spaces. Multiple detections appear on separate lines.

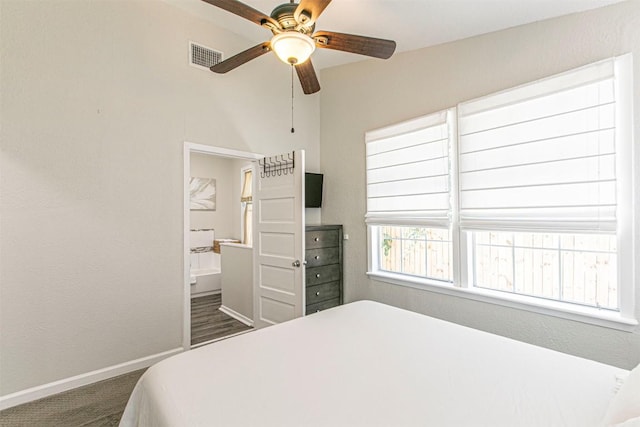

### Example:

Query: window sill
xmin=366 ymin=271 xmax=638 ymax=332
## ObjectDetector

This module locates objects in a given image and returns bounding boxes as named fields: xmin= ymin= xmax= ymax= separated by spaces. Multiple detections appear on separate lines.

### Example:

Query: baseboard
xmin=0 ymin=347 xmax=183 ymax=411
xmin=219 ymin=305 xmax=254 ymax=327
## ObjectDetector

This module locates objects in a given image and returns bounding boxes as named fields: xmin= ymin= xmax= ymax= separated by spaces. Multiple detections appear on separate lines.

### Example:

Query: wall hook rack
xmin=259 ymin=151 xmax=295 ymax=178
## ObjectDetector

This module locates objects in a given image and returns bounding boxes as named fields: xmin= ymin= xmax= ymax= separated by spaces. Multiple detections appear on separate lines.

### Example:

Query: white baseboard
xmin=0 ymin=347 xmax=183 ymax=411
xmin=219 ymin=305 xmax=254 ymax=327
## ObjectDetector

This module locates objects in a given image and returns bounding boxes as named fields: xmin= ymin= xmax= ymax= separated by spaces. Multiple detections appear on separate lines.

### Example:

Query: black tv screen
xmin=305 ymin=173 xmax=323 ymax=208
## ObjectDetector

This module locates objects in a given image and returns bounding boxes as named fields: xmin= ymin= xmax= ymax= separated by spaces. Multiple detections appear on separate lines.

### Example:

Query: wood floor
xmin=191 ymin=293 xmax=252 ymax=345
xmin=0 ymin=369 xmax=145 ymax=427
xmin=0 ymin=293 xmax=253 ymax=426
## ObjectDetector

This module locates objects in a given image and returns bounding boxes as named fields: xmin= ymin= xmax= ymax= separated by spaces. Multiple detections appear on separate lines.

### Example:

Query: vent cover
xmin=190 ymin=42 xmax=223 ymax=70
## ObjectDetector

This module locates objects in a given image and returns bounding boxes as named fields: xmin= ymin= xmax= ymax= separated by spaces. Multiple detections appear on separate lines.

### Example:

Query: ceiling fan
xmin=202 ymin=0 xmax=397 ymax=94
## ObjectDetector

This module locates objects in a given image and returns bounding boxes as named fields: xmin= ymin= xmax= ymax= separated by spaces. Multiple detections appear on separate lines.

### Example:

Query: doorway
xmin=183 ymin=142 xmax=262 ymax=350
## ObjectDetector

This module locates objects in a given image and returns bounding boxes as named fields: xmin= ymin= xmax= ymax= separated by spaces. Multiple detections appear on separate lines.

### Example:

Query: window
xmin=365 ymin=111 xmax=452 ymax=226
xmin=366 ymin=110 xmax=455 ymax=283
xmin=377 ymin=226 xmax=453 ymax=282
xmin=240 ymin=167 xmax=253 ymax=246
xmin=471 ymin=231 xmax=618 ymax=309
xmin=366 ymin=54 xmax=635 ymax=328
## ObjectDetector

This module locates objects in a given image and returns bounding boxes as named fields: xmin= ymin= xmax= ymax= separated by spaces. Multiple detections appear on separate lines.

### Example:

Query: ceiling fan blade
xmin=201 ymin=0 xmax=279 ymax=29
xmin=295 ymin=59 xmax=321 ymax=94
xmin=210 ymin=42 xmax=271 ymax=73
xmin=313 ymin=31 xmax=396 ymax=59
xmin=294 ymin=0 xmax=332 ymax=27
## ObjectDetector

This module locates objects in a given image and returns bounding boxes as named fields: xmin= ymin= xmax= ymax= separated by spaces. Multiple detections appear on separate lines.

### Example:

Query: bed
xmin=120 ymin=301 xmax=639 ymax=427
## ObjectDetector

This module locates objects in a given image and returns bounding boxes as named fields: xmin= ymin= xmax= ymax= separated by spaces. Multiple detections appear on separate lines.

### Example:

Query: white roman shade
xmin=457 ymin=56 xmax=629 ymax=232
xmin=365 ymin=110 xmax=453 ymax=227
xmin=241 ymin=169 xmax=252 ymax=203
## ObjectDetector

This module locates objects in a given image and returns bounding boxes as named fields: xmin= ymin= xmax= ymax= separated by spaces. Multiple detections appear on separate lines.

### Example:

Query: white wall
xmin=319 ymin=1 xmax=640 ymax=369
xmin=0 ymin=0 xmax=320 ymax=397
xmin=221 ymin=243 xmax=253 ymax=321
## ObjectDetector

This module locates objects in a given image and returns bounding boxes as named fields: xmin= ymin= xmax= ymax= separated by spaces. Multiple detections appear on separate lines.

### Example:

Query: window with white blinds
xmin=365 ymin=54 xmax=635 ymax=327
xmin=365 ymin=109 xmax=453 ymax=228
xmin=458 ymin=59 xmax=622 ymax=232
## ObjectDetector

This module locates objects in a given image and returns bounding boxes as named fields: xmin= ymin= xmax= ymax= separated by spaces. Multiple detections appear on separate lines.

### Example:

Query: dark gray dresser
xmin=305 ymin=224 xmax=343 ymax=314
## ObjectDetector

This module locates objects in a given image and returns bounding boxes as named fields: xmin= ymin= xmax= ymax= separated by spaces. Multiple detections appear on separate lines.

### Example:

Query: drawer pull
xmin=315 ymin=291 xmax=320 ymax=296
xmin=314 ymin=255 xmax=320 ymax=260
xmin=314 ymin=237 xmax=319 ymax=242
xmin=316 ymin=310 xmax=321 ymax=313
xmin=316 ymin=273 xmax=321 ymax=278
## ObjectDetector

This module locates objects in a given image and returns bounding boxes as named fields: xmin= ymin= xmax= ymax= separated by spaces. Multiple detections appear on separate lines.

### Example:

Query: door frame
xmin=183 ymin=141 xmax=263 ymax=350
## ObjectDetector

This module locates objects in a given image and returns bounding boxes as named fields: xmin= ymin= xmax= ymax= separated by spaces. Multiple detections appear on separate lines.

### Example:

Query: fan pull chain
xmin=290 ymin=65 xmax=295 ymax=133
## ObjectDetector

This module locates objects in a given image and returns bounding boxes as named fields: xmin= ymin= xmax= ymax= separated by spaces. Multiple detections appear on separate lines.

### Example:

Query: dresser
xmin=305 ymin=224 xmax=343 ymax=314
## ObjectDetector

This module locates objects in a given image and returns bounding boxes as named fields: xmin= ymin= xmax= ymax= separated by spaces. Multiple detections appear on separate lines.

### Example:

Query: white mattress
xmin=120 ymin=301 xmax=626 ymax=427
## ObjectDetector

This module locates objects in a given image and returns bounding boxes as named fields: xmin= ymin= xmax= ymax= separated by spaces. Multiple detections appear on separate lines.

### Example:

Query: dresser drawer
xmin=306 ymin=297 xmax=341 ymax=314
xmin=305 ymin=247 xmax=339 ymax=267
xmin=306 ymin=264 xmax=340 ymax=286
xmin=305 ymin=229 xmax=340 ymax=250
xmin=306 ymin=281 xmax=340 ymax=305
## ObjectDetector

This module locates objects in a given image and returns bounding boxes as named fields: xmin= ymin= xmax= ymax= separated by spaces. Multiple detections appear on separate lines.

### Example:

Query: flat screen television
xmin=305 ymin=173 xmax=323 ymax=208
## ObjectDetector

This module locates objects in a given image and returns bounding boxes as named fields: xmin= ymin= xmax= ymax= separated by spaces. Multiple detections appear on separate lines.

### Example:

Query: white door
xmin=253 ymin=150 xmax=305 ymax=328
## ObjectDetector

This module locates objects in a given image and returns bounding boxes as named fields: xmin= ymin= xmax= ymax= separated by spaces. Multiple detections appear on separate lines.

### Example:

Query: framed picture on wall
xmin=190 ymin=177 xmax=216 ymax=211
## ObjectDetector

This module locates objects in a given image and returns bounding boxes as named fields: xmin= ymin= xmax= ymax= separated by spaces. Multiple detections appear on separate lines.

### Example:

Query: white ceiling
xmin=166 ymin=0 xmax=624 ymax=69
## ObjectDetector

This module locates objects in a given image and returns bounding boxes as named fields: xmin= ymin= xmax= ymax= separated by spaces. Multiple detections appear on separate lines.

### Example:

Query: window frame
xmin=240 ymin=166 xmax=253 ymax=246
xmin=366 ymin=54 xmax=637 ymax=331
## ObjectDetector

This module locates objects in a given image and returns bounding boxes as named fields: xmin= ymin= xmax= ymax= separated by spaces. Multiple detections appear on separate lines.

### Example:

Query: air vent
xmin=189 ymin=42 xmax=223 ymax=71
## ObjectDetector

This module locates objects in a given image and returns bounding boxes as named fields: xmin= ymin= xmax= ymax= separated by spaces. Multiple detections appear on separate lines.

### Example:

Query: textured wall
xmin=0 ymin=0 xmax=320 ymax=396
xmin=319 ymin=1 xmax=640 ymax=369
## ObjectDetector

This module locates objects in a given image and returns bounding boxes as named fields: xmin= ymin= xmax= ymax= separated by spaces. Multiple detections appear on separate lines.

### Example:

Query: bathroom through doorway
xmin=183 ymin=142 xmax=262 ymax=350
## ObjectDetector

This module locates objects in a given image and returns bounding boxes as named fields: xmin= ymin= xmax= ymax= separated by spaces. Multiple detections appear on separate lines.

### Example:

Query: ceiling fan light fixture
xmin=271 ymin=32 xmax=316 ymax=65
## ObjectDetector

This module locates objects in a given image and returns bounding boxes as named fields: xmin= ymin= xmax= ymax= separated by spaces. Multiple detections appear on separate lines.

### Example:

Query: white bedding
xmin=120 ymin=301 xmax=627 ymax=427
